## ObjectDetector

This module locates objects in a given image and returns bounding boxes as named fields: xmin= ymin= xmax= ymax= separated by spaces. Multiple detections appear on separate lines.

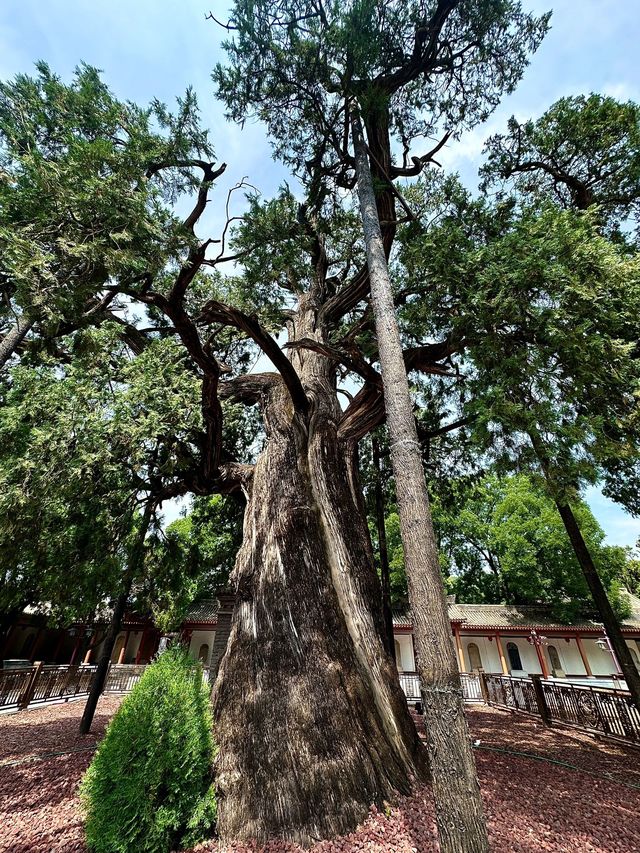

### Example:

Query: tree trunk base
xmin=213 ymin=392 xmax=427 ymax=846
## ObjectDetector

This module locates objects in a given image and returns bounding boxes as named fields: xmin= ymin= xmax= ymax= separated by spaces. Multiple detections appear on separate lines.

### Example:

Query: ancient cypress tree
xmin=212 ymin=2 xmax=548 ymax=847
xmin=1 ymin=61 xmax=432 ymax=841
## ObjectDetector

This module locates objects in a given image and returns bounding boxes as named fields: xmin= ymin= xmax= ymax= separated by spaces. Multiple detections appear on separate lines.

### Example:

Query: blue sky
xmin=1 ymin=1 xmax=639 ymax=547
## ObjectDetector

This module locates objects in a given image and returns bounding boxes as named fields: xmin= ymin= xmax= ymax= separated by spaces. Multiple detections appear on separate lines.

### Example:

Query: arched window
xmin=198 ymin=643 xmax=210 ymax=664
xmin=507 ymin=642 xmax=523 ymax=671
xmin=394 ymin=640 xmax=403 ymax=671
xmin=548 ymin=645 xmax=562 ymax=673
xmin=631 ymin=647 xmax=640 ymax=672
xmin=467 ymin=643 xmax=482 ymax=672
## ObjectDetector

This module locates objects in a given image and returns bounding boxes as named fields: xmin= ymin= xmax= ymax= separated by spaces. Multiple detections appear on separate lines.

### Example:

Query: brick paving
xmin=1 ymin=699 xmax=639 ymax=853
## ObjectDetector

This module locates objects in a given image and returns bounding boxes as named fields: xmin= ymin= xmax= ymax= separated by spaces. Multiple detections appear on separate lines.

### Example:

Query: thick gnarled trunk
xmin=213 ymin=383 xmax=427 ymax=846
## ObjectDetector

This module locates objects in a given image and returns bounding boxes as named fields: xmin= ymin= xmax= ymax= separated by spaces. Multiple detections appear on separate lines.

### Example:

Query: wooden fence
xmin=0 ymin=663 xmax=147 ymax=712
xmin=104 ymin=664 xmax=146 ymax=694
xmin=7 ymin=662 xmax=636 ymax=749
xmin=482 ymin=672 xmax=640 ymax=746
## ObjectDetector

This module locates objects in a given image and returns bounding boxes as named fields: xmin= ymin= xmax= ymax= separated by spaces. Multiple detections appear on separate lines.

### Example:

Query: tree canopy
xmin=0 ymin=62 xmax=218 ymax=366
xmin=3 ymin=7 xmax=640 ymax=845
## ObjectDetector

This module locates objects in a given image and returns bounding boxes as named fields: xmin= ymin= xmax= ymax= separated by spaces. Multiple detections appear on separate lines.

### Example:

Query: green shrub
xmin=80 ymin=646 xmax=217 ymax=853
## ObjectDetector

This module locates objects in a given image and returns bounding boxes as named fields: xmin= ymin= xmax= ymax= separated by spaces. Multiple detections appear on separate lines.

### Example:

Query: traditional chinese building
xmin=394 ymin=594 xmax=640 ymax=683
xmin=3 ymin=593 xmax=640 ymax=686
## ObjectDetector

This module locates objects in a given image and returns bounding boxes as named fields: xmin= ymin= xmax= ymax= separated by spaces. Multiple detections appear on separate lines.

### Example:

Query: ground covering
xmin=0 ymin=697 xmax=638 ymax=853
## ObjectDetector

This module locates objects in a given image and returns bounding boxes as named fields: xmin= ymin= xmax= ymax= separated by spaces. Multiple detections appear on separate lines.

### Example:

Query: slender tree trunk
xmin=526 ymin=429 xmax=640 ymax=710
xmin=0 ymin=315 xmax=34 ymax=369
xmin=372 ymin=435 xmax=396 ymax=660
xmin=214 ymin=380 xmax=428 ymax=846
xmin=555 ymin=500 xmax=640 ymax=707
xmin=79 ymin=499 xmax=154 ymax=734
xmin=486 ymin=553 xmax=510 ymax=603
xmin=351 ymin=109 xmax=489 ymax=853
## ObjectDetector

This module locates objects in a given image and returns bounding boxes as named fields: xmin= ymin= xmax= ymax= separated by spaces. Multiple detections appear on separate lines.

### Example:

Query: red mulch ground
xmin=1 ymin=698 xmax=639 ymax=853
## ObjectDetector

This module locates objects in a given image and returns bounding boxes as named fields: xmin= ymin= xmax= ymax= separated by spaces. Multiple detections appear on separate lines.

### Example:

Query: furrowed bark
xmin=351 ymin=108 xmax=489 ymax=853
xmin=0 ymin=314 xmax=34 ymax=369
xmin=214 ymin=375 xmax=427 ymax=846
xmin=79 ymin=499 xmax=154 ymax=734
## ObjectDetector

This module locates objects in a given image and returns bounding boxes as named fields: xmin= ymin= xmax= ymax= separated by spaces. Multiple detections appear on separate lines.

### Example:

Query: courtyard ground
xmin=0 ymin=697 xmax=639 ymax=853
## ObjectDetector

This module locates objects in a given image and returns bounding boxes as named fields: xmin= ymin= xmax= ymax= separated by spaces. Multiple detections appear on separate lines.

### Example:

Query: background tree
xmin=0 ymin=62 xmax=220 ymax=368
xmin=0 ymin=55 xmax=433 ymax=842
xmin=479 ymin=95 xmax=640 ymax=702
xmin=0 ymin=324 xmax=213 ymax=729
xmin=366 ymin=466 xmax=635 ymax=619
xmin=481 ymin=93 xmax=640 ymax=235
xmin=434 ymin=474 xmax=633 ymax=618
xmin=144 ymin=494 xmax=246 ymax=633
xmin=399 ymin=144 xmax=640 ymax=706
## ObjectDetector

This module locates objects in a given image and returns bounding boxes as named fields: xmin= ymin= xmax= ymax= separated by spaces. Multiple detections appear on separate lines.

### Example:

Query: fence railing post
xmin=18 ymin=661 xmax=43 ymax=710
xmin=478 ymin=669 xmax=489 ymax=704
xmin=531 ymin=674 xmax=551 ymax=727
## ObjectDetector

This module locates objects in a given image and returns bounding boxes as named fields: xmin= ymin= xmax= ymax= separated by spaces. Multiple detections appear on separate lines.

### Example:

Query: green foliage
xmin=81 ymin=647 xmax=217 ymax=853
xmin=618 ymin=549 xmax=640 ymax=597
xmin=377 ymin=473 xmax=634 ymax=620
xmin=0 ymin=61 xmax=269 ymax=638
xmin=434 ymin=474 xmax=632 ymax=620
xmin=399 ymin=189 xmax=640 ymax=509
xmin=0 ymin=62 xmax=212 ymax=350
xmin=481 ymin=93 xmax=640 ymax=237
xmin=224 ymin=185 xmax=366 ymax=336
xmin=0 ymin=326 xmax=204 ymax=622
xmin=145 ymin=494 xmax=245 ymax=632
xmin=214 ymin=1 xmax=549 ymax=176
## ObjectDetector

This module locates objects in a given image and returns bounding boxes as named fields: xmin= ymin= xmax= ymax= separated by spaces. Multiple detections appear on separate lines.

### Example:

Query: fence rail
xmin=1 ymin=662 xmax=149 ymax=712
xmin=399 ymin=671 xmax=483 ymax=704
xmin=104 ymin=664 xmax=146 ymax=694
xmin=0 ymin=661 xmax=217 ymax=713
xmin=460 ymin=672 xmax=483 ymax=702
xmin=0 ymin=663 xmax=99 ymax=711
xmin=0 ymin=666 xmax=36 ymax=710
xmin=483 ymin=673 xmax=640 ymax=746
xmin=8 ymin=660 xmax=635 ymax=749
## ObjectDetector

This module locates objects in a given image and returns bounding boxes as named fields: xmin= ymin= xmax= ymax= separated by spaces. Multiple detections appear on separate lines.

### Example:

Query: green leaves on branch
xmin=432 ymin=474 xmax=633 ymax=621
xmin=214 ymin=1 xmax=549 ymax=180
xmin=0 ymin=327 xmax=199 ymax=622
xmin=481 ymin=94 xmax=640 ymax=237
xmin=145 ymin=494 xmax=245 ymax=633
xmin=400 ymin=192 xmax=640 ymax=508
xmin=0 ymin=62 xmax=213 ymax=347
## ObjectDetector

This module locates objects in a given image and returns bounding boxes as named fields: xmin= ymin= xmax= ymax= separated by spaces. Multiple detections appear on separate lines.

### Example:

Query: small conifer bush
xmin=81 ymin=646 xmax=217 ymax=853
